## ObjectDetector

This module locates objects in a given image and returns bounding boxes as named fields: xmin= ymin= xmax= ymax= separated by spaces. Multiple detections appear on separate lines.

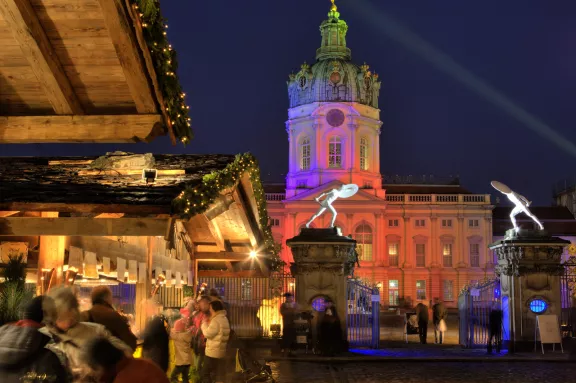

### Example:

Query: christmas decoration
xmin=129 ymin=0 xmax=193 ymax=143
xmin=173 ymin=153 xmax=285 ymax=271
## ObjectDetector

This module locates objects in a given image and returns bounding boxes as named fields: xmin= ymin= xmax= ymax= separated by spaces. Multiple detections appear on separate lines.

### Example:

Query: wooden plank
xmin=194 ymin=252 xmax=254 ymax=261
xmin=0 ymin=217 xmax=170 ymax=236
xmin=98 ymin=0 xmax=156 ymax=114
xmin=0 ymin=202 xmax=171 ymax=215
xmin=0 ymin=0 xmax=83 ymax=114
xmin=202 ymin=214 xmax=226 ymax=252
xmin=0 ymin=211 xmax=19 ymax=217
xmin=197 ymin=270 xmax=262 ymax=278
xmin=94 ymin=213 xmax=124 ymax=218
xmin=0 ymin=114 xmax=165 ymax=143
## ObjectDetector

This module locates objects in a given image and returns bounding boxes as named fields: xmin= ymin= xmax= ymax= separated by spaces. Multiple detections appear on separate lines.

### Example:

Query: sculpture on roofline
xmin=306 ymin=184 xmax=359 ymax=228
xmin=491 ymin=181 xmax=544 ymax=233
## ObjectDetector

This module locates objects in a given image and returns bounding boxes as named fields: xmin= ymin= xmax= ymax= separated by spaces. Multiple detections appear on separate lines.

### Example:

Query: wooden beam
xmin=0 ymin=202 xmax=170 ymax=215
xmin=224 ymin=261 xmax=234 ymax=272
xmin=202 ymin=214 xmax=226 ymax=252
xmin=0 ymin=115 xmax=165 ymax=143
xmin=0 ymin=0 xmax=83 ymax=115
xmin=194 ymin=252 xmax=253 ymax=261
xmin=0 ymin=211 xmax=19 ymax=217
xmin=98 ymin=0 xmax=157 ymax=114
xmin=197 ymin=270 xmax=262 ymax=278
xmin=94 ymin=213 xmax=125 ymax=219
xmin=232 ymin=190 xmax=259 ymax=248
xmin=0 ymin=217 xmax=169 ymax=236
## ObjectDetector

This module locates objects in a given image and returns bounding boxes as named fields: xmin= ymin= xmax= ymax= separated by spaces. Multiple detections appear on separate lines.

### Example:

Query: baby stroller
xmin=232 ymin=348 xmax=275 ymax=383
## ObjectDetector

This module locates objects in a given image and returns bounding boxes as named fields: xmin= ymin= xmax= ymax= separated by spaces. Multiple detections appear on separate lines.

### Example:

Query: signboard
xmin=536 ymin=315 xmax=561 ymax=344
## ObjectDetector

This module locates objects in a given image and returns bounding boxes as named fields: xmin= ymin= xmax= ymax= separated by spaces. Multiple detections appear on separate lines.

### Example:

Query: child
xmin=170 ymin=318 xmax=193 ymax=383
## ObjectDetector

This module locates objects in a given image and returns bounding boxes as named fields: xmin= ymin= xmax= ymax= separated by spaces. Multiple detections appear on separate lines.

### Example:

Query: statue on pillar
xmin=306 ymin=184 xmax=358 ymax=228
xmin=491 ymin=181 xmax=544 ymax=232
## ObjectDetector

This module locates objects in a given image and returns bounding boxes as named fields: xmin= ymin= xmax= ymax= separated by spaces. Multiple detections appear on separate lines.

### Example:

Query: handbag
xmin=438 ymin=319 xmax=447 ymax=332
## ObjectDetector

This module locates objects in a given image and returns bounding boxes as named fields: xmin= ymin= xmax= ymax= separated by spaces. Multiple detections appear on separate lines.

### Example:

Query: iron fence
xmin=458 ymin=279 xmax=500 ymax=348
xmin=198 ymin=273 xmax=295 ymax=338
xmin=346 ymin=279 xmax=380 ymax=348
xmin=561 ymin=256 xmax=576 ymax=334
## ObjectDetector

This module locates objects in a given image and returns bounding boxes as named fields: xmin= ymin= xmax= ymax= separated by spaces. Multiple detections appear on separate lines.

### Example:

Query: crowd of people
xmin=0 ymin=286 xmax=231 ymax=383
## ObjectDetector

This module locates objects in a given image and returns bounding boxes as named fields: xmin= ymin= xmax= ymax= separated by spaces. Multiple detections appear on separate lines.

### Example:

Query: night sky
xmin=1 ymin=0 xmax=575 ymax=205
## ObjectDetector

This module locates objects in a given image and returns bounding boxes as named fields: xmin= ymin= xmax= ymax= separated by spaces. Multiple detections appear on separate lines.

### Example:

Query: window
xmin=388 ymin=243 xmax=399 ymax=266
xmin=443 ymin=280 xmax=454 ymax=301
xmin=468 ymin=219 xmax=479 ymax=228
xmin=328 ymin=136 xmax=342 ymax=168
xmin=270 ymin=218 xmax=280 ymax=227
xmin=300 ymin=137 xmax=311 ymax=170
xmin=360 ymin=137 xmax=368 ymax=170
xmin=416 ymin=280 xmax=426 ymax=300
xmin=296 ymin=180 xmax=307 ymax=188
xmin=416 ymin=243 xmax=426 ymax=267
xmin=415 ymin=219 xmax=426 ymax=228
xmin=363 ymin=181 xmax=373 ymax=189
xmin=443 ymin=244 xmax=452 ymax=267
xmin=389 ymin=280 xmax=399 ymax=306
xmin=355 ymin=224 xmax=373 ymax=261
xmin=470 ymin=243 xmax=480 ymax=267
xmin=441 ymin=219 xmax=452 ymax=228
xmin=388 ymin=219 xmax=399 ymax=227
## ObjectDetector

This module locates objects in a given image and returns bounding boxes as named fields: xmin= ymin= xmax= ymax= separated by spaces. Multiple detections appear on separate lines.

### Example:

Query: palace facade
xmin=264 ymin=3 xmax=493 ymax=308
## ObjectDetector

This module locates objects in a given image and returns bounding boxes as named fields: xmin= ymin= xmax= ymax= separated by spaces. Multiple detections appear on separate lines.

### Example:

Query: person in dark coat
xmin=279 ymin=292 xmax=298 ymax=356
xmin=0 ymin=296 xmax=69 ymax=383
xmin=141 ymin=316 xmax=170 ymax=372
xmin=432 ymin=298 xmax=447 ymax=344
xmin=84 ymin=337 xmax=169 ymax=383
xmin=487 ymin=302 xmax=503 ymax=354
xmin=416 ymin=303 xmax=429 ymax=344
xmin=318 ymin=299 xmax=342 ymax=356
xmin=80 ymin=286 xmax=138 ymax=351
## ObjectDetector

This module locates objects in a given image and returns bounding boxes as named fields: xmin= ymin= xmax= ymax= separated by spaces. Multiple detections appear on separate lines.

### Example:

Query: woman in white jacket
xmin=200 ymin=300 xmax=230 ymax=383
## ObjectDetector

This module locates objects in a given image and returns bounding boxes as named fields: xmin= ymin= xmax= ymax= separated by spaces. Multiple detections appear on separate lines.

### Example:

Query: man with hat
xmin=279 ymin=293 xmax=299 ymax=356
xmin=0 ymin=296 xmax=69 ymax=383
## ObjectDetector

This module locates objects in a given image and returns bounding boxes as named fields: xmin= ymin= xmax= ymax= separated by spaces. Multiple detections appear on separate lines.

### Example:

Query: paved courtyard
xmin=269 ymin=361 xmax=576 ymax=383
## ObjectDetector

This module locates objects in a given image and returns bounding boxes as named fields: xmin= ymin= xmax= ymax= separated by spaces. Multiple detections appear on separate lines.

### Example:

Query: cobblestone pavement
xmin=268 ymin=361 xmax=576 ymax=383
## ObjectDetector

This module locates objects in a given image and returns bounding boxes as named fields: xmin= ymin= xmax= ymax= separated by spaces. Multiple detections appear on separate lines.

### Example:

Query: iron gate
xmin=346 ymin=279 xmax=380 ymax=348
xmin=198 ymin=273 xmax=295 ymax=338
xmin=458 ymin=279 xmax=500 ymax=348
xmin=561 ymin=256 xmax=576 ymax=333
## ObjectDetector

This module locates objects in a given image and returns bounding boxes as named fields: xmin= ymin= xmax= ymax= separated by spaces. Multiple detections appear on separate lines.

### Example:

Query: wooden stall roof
xmin=0 ymin=0 xmax=192 ymax=143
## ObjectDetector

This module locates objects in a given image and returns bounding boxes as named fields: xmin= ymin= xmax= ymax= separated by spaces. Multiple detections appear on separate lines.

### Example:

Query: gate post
xmin=371 ymin=287 xmax=380 ymax=348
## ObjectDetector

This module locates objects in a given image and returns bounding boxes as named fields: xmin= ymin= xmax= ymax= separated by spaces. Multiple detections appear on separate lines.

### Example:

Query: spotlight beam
xmin=352 ymin=1 xmax=576 ymax=158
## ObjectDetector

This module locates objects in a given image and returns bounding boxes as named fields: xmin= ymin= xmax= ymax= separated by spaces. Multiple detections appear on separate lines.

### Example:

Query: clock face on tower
xmin=326 ymin=109 xmax=345 ymax=127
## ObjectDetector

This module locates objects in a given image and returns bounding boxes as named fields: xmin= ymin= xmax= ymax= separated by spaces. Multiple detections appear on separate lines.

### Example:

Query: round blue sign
xmin=529 ymin=298 xmax=547 ymax=314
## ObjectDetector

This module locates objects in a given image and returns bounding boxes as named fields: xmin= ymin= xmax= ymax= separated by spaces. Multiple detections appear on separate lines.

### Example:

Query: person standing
xmin=192 ymin=296 xmax=210 ymax=373
xmin=80 ymin=286 xmax=138 ymax=351
xmin=200 ymin=300 xmax=230 ymax=383
xmin=279 ymin=293 xmax=298 ymax=356
xmin=416 ymin=302 xmax=429 ymax=344
xmin=487 ymin=302 xmax=503 ymax=354
xmin=84 ymin=337 xmax=169 ymax=383
xmin=141 ymin=316 xmax=170 ymax=372
xmin=0 ymin=296 xmax=69 ymax=383
xmin=170 ymin=318 xmax=193 ymax=383
xmin=432 ymin=298 xmax=447 ymax=344
xmin=318 ymin=299 xmax=342 ymax=356
xmin=40 ymin=287 xmax=132 ymax=382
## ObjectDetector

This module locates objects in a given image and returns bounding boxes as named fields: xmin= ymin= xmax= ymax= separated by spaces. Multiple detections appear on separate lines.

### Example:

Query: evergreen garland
xmin=129 ymin=0 xmax=193 ymax=144
xmin=172 ymin=153 xmax=285 ymax=272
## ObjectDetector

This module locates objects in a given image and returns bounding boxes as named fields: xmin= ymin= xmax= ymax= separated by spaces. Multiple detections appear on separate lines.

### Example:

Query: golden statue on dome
xmin=331 ymin=0 xmax=337 ymax=12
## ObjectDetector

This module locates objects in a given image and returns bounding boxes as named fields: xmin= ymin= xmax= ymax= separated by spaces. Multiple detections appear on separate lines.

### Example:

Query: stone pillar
xmin=287 ymin=227 xmax=357 ymax=351
xmin=489 ymin=229 xmax=569 ymax=352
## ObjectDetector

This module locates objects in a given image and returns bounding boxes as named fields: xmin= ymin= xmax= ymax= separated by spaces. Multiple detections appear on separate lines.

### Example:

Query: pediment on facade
xmin=286 ymin=180 xmax=384 ymax=203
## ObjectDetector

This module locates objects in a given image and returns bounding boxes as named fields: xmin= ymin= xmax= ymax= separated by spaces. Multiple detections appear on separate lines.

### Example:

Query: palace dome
xmin=287 ymin=2 xmax=381 ymax=109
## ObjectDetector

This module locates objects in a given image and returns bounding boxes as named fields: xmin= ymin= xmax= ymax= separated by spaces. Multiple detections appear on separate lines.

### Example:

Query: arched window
xmin=354 ymin=223 xmax=373 ymax=261
xmin=360 ymin=137 xmax=368 ymax=171
xmin=300 ymin=137 xmax=311 ymax=170
xmin=328 ymin=136 xmax=342 ymax=168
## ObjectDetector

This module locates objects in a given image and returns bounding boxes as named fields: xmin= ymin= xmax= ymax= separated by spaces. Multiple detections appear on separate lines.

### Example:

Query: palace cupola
xmin=285 ymin=0 xmax=383 ymax=198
